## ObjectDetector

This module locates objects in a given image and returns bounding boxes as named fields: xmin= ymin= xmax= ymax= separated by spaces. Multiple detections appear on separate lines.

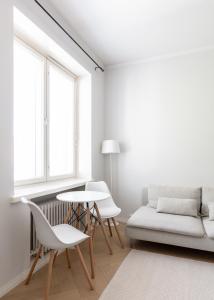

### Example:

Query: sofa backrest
xmin=202 ymin=187 xmax=214 ymax=216
xmin=147 ymin=185 xmax=201 ymax=212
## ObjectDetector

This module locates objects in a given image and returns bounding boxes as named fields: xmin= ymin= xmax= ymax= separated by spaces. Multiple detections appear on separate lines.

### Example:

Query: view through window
xmin=14 ymin=39 xmax=77 ymax=185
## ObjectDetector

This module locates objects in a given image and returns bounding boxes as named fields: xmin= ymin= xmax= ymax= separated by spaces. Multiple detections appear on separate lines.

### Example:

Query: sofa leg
xmin=129 ymin=238 xmax=135 ymax=249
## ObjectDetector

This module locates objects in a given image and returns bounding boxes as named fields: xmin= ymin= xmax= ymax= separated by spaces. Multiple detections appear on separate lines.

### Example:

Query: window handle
xmin=44 ymin=117 xmax=48 ymax=125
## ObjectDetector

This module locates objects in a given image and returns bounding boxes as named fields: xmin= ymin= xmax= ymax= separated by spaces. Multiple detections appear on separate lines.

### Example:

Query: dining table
xmin=56 ymin=190 xmax=113 ymax=278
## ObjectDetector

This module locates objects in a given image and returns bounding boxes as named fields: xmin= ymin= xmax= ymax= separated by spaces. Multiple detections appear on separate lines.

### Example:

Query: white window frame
xmin=14 ymin=37 xmax=78 ymax=186
xmin=46 ymin=58 xmax=78 ymax=181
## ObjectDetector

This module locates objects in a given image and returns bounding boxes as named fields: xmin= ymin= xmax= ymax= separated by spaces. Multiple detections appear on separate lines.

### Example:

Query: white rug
xmin=99 ymin=249 xmax=214 ymax=300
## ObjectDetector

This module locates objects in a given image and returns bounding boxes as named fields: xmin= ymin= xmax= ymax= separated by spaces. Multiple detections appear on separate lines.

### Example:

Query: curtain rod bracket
xmin=34 ymin=0 xmax=104 ymax=72
xmin=95 ymin=66 xmax=103 ymax=72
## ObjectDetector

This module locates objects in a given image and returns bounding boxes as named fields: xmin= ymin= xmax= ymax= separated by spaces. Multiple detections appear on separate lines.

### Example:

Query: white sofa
xmin=126 ymin=185 xmax=214 ymax=252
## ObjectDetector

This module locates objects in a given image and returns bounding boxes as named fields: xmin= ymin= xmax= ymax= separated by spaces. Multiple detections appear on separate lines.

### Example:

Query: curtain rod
xmin=34 ymin=0 xmax=104 ymax=72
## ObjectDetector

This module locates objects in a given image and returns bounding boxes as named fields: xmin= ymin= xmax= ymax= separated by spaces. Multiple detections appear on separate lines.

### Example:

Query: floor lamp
xmin=101 ymin=139 xmax=120 ymax=194
xmin=102 ymin=140 xmax=120 ymax=226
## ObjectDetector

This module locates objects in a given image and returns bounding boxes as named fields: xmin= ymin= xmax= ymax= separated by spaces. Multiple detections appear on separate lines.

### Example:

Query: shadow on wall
xmin=119 ymin=142 xmax=129 ymax=153
xmin=142 ymin=187 xmax=148 ymax=206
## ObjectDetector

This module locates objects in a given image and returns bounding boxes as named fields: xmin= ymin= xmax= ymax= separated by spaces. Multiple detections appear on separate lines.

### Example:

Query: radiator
xmin=30 ymin=199 xmax=71 ymax=256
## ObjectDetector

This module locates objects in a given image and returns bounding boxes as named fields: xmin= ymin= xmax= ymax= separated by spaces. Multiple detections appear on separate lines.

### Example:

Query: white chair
xmin=21 ymin=198 xmax=94 ymax=300
xmin=85 ymin=181 xmax=124 ymax=248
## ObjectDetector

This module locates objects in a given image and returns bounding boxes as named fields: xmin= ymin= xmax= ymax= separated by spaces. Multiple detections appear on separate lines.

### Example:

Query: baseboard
xmin=0 ymin=250 xmax=59 ymax=298
xmin=0 ymin=269 xmax=28 ymax=298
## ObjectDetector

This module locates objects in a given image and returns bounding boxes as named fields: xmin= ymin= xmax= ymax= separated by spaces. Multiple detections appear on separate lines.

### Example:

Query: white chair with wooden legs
xmin=85 ymin=181 xmax=124 ymax=248
xmin=21 ymin=198 xmax=94 ymax=300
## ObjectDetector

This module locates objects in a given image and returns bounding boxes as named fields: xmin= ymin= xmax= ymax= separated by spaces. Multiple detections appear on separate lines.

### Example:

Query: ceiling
xmin=47 ymin=0 xmax=214 ymax=66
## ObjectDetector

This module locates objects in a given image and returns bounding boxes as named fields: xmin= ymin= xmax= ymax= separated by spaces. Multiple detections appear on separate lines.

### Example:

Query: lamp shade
xmin=101 ymin=140 xmax=120 ymax=154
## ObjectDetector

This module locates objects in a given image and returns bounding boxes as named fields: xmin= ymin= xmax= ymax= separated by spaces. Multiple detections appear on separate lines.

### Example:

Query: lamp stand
xmin=110 ymin=153 xmax=113 ymax=192
xmin=104 ymin=153 xmax=119 ymax=227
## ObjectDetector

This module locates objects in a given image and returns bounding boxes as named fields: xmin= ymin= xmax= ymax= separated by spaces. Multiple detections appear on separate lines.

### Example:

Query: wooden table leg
xmin=76 ymin=203 xmax=81 ymax=229
xmin=86 ymin=202 xmax=95 ymax=278
xmin=84 ymin=224 xmax=88 ymax=234
xmin=64 ymin=205 xmax=72 ymax=224
xmin=94 ymin=203 xmax=113 ymax=255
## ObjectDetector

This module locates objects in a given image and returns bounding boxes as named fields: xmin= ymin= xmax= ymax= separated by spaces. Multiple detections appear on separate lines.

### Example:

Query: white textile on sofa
xmin=202 ymin=187 xmax=214 ymax=216
xmin=148 ymin=185 xmax=201 ymax=211
xmin=202 ymin=217 xmax=214 ymax=239
xmin=127 ymin=206 xmax=204 ymax=237
xmin=157 ymin=197 xmax=198 ymax=217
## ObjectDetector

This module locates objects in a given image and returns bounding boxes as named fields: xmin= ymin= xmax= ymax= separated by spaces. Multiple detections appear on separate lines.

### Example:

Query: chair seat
xmin=52 ymin=224 xmax=89 ymax=247
xmin=94 ymin=206 xmax=121 ymax=218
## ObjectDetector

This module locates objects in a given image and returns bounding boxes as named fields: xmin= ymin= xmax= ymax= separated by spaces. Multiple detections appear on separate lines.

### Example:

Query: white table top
xmin=56 ymin=191 xmax=110 ymax=203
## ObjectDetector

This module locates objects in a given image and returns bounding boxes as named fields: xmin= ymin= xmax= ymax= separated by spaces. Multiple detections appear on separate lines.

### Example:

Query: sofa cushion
xmin=202 ymin=217 xmax=214 ymax=239
xmin=148 ymin=185 xmax=201 ymax=211
xmin=208 ymin=203 xmax=214 ymax=221
xmin=202 ymin=187 xmax=214 ymax=216
xmin=127 ymin=206 xmax=204 ymax=237
xmin=157 ymin=197 xmax=198 ymax=217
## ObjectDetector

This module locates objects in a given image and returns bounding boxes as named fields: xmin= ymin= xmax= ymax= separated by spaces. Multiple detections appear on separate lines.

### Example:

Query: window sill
xmin=11 ymin=178 xmax=90 ymax=203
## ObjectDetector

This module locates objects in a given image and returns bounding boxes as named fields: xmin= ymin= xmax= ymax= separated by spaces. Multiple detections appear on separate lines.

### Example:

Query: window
xmin=14 ymin=39 xmax=77 ymax=185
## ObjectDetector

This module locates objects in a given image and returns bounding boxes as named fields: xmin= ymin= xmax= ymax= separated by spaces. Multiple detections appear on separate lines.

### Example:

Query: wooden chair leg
xmin=107 ymin=218 xmax=113 ymax=237
xmin=65 ymin=248 xmax=71 ymax=269
xmin=94 ymin=203 xmax=113 ymax=255
xmin=44 ymin=250 xmax=55 ymax=300
xmin=53 ymin=251 xmax=58 ymax=266
xmin=88 ymin=237 xmax=95 ymax=279
xmin=25 ymin=245 xmax=42 ymax=285
xmin=76 ymin=204 xmax=81 ymax=229
xmin=112 ymin=218 xmax=124 ymax=249
xmin=75 ymin=245 xmax=94 ymax=290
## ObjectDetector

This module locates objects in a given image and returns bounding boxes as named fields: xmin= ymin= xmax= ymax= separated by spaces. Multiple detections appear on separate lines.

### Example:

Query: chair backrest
xmin=85 ymin=181 xmax=116 ymax=209
xmin=21 ymin=198 xmax=62 ymax=249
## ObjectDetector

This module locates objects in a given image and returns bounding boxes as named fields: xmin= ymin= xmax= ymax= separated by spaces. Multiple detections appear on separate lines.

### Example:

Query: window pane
xmin=48 ymin=63 xmax=75 ymax=177
xmin=14 ymin=40 xmax=44 ymax=182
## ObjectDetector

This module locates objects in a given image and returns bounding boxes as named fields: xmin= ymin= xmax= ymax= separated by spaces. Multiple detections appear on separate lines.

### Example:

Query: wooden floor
xmin=4 ymin=223 xmax=214 ymax=300
xmin=2 ymin=223 xmax=130 ymax=300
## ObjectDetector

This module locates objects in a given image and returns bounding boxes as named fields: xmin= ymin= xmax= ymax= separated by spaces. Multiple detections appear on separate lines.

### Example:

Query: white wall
xmin=105 ymin=51 xmax=214 ymax=220
xmin=0 ymin=0 xmax=104 ymax=295
xmin=0 ymin=1 xmax=30 ymax=294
